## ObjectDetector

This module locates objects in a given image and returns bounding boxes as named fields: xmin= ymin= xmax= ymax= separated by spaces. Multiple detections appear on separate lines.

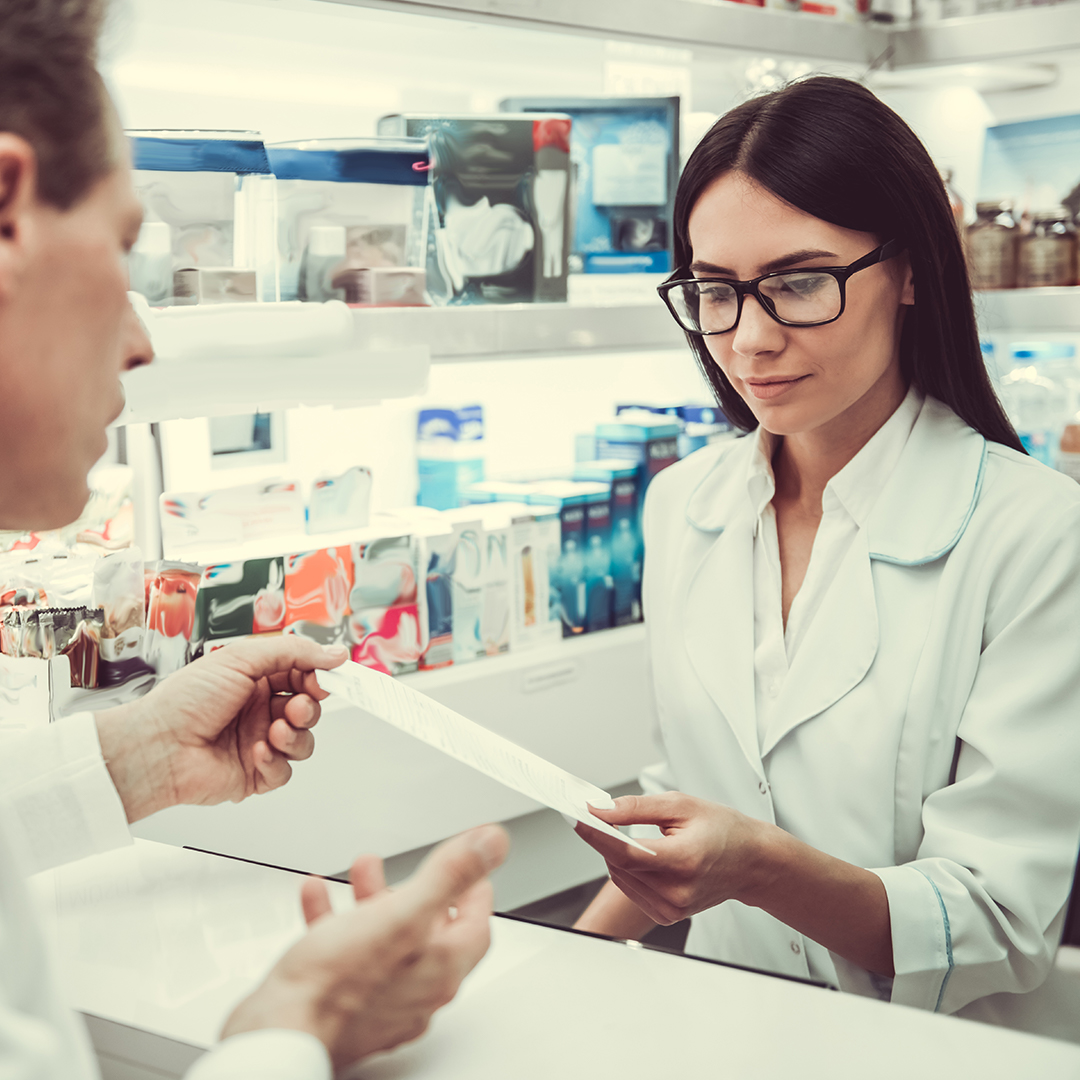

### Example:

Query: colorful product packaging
xmin=283 ymin=547 xmax=354 ymax=646
xmin=595 ymin=412 xmax=680 ymax=514
xmin=582 ymin=483 xmax=614 ymax=633
xmin=377 ymin=113 xmax=572 ymax=305
xmin=500 ymin=96 xmax=680 ymax=275
xmin=573 ymin=460 xmax=642 ymax=625
xmin=194 ymin=557 xmax=286 ymax=655
xmin=306 ymin=467 xmax=373 ymax=535
xmin=414 ymin=523 xmax=456 ymax=670
xmin=416 ymin=406 xmax=486 ymax=511
xmin=348 ymin=534 xmax=423 ymax=676
xmin=526 ymin=482 xmax=593 ymax=637
xmin=144 ymin=562 xmax=202 ymax=676
xmin=92 ymin=548 xmax=154 ymax=688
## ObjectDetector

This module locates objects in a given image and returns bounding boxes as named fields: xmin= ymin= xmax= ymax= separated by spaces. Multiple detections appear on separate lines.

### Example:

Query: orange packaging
xmin=284 ymin=546 xmax=354 ymax=643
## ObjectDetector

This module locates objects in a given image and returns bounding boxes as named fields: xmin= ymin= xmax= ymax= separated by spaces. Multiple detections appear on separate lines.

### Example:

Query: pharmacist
xmin=576 ymin=76 xmax=1080 ymax=1017
xmin=0 ymin=2 xmax=506 ymax=1077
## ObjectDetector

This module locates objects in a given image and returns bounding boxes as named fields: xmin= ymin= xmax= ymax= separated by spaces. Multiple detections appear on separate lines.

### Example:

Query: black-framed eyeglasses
xmin=657 ymin=239 xmax=905 ymax=336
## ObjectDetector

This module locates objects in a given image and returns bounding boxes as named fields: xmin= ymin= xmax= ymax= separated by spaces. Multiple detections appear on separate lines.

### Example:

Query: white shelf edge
xmin=890 ymin=4 xmax=1080 ymax=67
xmin=318 ymin=0 xmax=883 ymax=62
xmin=324 ymin=622 xmax=647 ymax=710
xmin=974 ymin=287 xmax=1080 ymax=335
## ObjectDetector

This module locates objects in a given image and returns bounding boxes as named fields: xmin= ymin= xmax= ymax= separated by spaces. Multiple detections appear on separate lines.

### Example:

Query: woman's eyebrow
xmin=690 ymin=249 xmax=839 ymax=277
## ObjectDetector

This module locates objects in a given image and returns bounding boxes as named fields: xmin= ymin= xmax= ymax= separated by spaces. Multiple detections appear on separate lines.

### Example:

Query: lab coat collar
xmin=685 ymin=394 xmax=987 ymax=567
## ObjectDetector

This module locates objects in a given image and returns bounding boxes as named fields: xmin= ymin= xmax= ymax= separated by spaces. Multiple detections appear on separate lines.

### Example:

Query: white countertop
xmin=29 ymin=841 xmax=1080 ymax=1080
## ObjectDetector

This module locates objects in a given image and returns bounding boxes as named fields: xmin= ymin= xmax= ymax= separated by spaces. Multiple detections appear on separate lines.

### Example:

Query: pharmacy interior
xmin=6 ymin=0 xmax=1080 ymax=1075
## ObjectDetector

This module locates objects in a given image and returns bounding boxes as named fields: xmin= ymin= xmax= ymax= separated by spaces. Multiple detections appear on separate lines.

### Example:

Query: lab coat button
xmin=790 ymin=941 xmax=801 ymax=955
xmin=758 ymin=781 xmax=768 ymax=795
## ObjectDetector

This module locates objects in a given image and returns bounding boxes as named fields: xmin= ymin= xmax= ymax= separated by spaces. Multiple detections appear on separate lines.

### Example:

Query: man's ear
xmin=0 ymin=134 xmax=39 ymax=300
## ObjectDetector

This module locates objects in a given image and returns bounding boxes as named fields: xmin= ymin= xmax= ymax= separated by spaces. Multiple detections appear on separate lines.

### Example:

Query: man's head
xmin=0 ymin=0 xmax=152 ymax=532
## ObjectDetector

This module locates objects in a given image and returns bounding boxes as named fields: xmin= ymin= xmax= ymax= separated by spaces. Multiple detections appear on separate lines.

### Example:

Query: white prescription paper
xmin=317 ymin=661 xmax=652 ymax=854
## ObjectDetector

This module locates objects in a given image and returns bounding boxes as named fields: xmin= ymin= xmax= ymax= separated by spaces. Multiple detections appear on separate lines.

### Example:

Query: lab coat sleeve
xmin=872 ymin=498 xmax=1080 ymax=1014
xmin=0 ymin=713 xmax=131 ymax=874
xmin=184 ymin=1031 xmax=331 ymax=1080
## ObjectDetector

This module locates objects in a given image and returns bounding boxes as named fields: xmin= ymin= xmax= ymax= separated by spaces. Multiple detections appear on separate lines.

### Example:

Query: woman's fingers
xmin=574 ymin=821 xmax=666 ymax=871
xmin=607 ymin=867 xmax=682 ymax=926
xmin=587 ymin=792 xmax=689 ymax=828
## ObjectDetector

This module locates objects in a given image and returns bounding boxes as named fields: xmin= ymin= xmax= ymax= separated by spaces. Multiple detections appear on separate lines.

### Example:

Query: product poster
xmin=979 ymin=113 xmax=1080 ymax=219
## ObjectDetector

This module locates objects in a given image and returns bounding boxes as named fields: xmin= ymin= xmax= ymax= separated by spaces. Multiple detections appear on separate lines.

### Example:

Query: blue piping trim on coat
xmin=914 ymin=868 xmax=954 ymax=1013
xmin=869 ymin=441 xmax=988 ymax=567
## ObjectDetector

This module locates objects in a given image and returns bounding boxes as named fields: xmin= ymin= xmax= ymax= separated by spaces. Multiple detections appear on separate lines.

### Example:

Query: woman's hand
xmin=575 ymin=792 xmax=771 ymax=926
xmin=95 ymin=637 xmax=348 ymax=823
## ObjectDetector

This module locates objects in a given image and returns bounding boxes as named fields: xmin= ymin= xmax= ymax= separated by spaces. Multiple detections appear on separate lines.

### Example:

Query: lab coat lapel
xmin=683 ymin=513 xmax=763 ymax=778
xmin=760 ymin=530 xmax=879 ymax=759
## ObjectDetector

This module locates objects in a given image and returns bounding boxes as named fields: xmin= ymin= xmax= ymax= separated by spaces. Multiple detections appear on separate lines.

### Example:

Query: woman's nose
xmin=731 ymin=293 xmax=785 ymax=359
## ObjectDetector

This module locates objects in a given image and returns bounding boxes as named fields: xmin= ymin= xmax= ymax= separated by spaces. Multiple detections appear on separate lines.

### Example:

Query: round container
xmin=967 ymin=201 xmax=1018 ymax=290
xmin=1017 ymin=208 xmax=1077 ymax=288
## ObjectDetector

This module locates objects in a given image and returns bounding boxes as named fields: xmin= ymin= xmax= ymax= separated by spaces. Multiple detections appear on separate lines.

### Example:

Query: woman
xmin=574 ymin=76 xmax=1080 ymax=1017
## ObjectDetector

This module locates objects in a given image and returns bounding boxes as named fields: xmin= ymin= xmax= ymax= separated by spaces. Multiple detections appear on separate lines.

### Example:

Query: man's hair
xmin=0 ymin=0 xmax=115 ymax=209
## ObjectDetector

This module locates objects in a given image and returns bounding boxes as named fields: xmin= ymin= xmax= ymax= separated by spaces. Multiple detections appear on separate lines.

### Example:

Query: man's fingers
xmin=267 ymin=718 xmax=315 ymax=761
xmin=252 ymin=740 xmax=292 ymax=793
xmin=301 ymin=876 xmax=333 ymax=925
xmin=212 ymin=637 xmax=348 ymax=686
xmin=439 ymin=878 xmax=494 ymax=974
xmin=268 ymin=668 xmax=327 ymax=699
xmin=398 ymin=826 xmax=508 ymax=924
xmin=350 ymin=854 xmax=388 ymax=901
xmin=269 ymin=693 xmax=321 ymax=731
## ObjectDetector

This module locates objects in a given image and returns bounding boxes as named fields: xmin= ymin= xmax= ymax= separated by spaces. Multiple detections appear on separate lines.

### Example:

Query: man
xmin=0 ymin=1 xmax=509 ymax=1075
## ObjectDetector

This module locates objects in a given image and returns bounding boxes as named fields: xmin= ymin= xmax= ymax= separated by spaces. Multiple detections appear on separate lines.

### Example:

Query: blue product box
xmin=416 ymin=406 xmax=485 ymax=511
xmin=582 ymin=485 xmax=614 ymax=632
xmin=595 ymin=414 xmax=680 ymax=511
xmin=526 ymin=482 xmax=591 ymax=637
xmin=574 ymin=460 xmax=641 ymax=625
xmin=500 ymin=97 xmax=679 ymax=276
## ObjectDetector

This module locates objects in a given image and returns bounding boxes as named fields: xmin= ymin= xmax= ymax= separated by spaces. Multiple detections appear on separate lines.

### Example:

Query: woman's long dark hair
xmin=675 ymin=76 xmax=1024 ymax=453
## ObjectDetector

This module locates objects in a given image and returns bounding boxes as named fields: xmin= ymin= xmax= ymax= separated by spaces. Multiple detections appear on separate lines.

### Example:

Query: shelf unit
xmin=975 ymin=287 xmax=1080 ymax=334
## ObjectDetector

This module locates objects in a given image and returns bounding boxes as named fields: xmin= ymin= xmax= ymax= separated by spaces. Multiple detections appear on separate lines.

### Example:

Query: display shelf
xmin=324 ymin=0 xmax=884 ymax=63
xmin=975 ymin=287 xmax=1080 ymax=334
xmin=352 ymin=301 xmax=687 ymax=363
xmin=890 ymin=4 xmax=1080 ymax=68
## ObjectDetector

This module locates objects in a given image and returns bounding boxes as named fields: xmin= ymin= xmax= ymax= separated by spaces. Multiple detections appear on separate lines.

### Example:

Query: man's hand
xmin=222 ymin=824 xmax=510 ymax=1072
xmin=95 ymin=637 xmax=348 ymax=823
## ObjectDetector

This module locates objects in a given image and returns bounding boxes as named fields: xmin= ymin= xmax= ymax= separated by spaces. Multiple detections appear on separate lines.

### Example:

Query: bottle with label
xmin=1017 ymin=208 xmax=1077 ymax=288
xmin=1060 ymin=416 xmax=1080 ymax=484
xmin=997 ymin=364 xmax=1068 ymax=467
xmin=967 ymin=201 xmax=1018 ymax=290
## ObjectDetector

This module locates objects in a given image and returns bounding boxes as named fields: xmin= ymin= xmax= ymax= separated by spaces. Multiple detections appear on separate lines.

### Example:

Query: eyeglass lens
xmin=670 ymin=271 xmax=843 ymax=333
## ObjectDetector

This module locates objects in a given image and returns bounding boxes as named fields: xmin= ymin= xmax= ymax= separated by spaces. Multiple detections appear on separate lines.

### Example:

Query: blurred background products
xmin=968 ymin=201 xmax=1019 ymax=290
xmin=267 ymin=137 xmax=431 ymax=305
xmin=500 ymin=97 xmax=679 ymax=276
xmin=416 ymin=406 xmax=486 ymax=511
xmin=377 ymin=113 xmax=572 ymax=305
xmin=128 ymin=130 xmax=278 ymax=304
xmin=1018 ymin=209 xmax=1078 ymax=288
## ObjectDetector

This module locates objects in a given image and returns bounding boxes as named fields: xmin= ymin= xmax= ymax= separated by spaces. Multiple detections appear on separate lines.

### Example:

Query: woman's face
xmin=687 ymin=172 xmax=914 ymax=440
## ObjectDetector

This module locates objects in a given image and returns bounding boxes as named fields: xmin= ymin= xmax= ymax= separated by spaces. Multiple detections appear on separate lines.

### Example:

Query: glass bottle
xmin=1017 ymin=208 xmax=1077 ymax=288
xmin=967 ymin=201 xmax=1018 ymax=290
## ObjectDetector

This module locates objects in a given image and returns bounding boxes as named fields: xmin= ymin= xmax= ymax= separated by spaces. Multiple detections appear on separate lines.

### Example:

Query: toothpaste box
xmin=348 ymin=533 xmax=422 ymax=676
xmin=193 ymin=557 xmax=285 ymax=655
xmin=283 ymin=546 xmax=354 ymax=646
xmin=574 ymin=459 xmax=642 ymax=625
xmin=526 ymin=482 xmax=594 ymax=638
xmin=595 ymin=413 xmax=680 ymax=514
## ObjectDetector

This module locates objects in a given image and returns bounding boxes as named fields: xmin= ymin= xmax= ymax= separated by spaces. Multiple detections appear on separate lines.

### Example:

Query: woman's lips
xmin=744 ymin=375 xmax=809 ymax=401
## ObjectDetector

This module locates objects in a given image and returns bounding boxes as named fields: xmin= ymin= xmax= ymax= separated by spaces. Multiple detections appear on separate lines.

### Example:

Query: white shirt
xmin=0 ymin=713 xmax=331 ymax=1079
xmin=749 ymin=389 xmax=923 ymax=748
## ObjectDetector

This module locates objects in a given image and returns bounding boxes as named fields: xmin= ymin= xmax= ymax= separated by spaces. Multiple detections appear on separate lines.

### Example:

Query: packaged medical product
xmin=377 ymin=113 xmax=572 ymax=305
xmin=501 ymin=97 xmax=679 ymax=275
xmin=92 ymin=548 xmax=153 ymax=688
xmin=144 ymin=562 xmax=201 ymax=676
xmin=349 ymin=534 xmax=422 ymax=675
xmin=283 ymin=546 xmax=354 ymax=646
xmin=595 ymin=412 xmax=680 ymax=511
xmin=417 ymin=406 xmax=485 ymax=511
xmin=526 ymin=482 xmax=594 ymax=637
xmin=306 ymin=467 xmax=373 ymax=535
xmin=128 ymin=130 xmax=277 ymax=303
xmin=266 ymin=138 xmax=430 ymax=304
xmin=194 ymin=557 xmax=286 ymax=655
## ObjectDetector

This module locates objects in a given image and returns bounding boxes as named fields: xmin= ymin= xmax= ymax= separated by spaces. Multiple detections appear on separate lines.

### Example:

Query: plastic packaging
xmin=997 ymin=365 xmax=1068 ymax=467
xmin=267 ymin=138 xmax=430 ymax=304
xmin=128 ymin=130 xmax=277 ymax=303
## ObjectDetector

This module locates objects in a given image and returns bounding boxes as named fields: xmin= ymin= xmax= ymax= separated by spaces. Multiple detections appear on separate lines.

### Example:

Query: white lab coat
xmin=640 ymin=395 xmax=1080 ymax=1014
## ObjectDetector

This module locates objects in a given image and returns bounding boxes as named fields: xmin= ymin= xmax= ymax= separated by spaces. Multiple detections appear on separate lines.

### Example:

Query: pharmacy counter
xmin=29 ymin=841 xmax=1080 ymax=1080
